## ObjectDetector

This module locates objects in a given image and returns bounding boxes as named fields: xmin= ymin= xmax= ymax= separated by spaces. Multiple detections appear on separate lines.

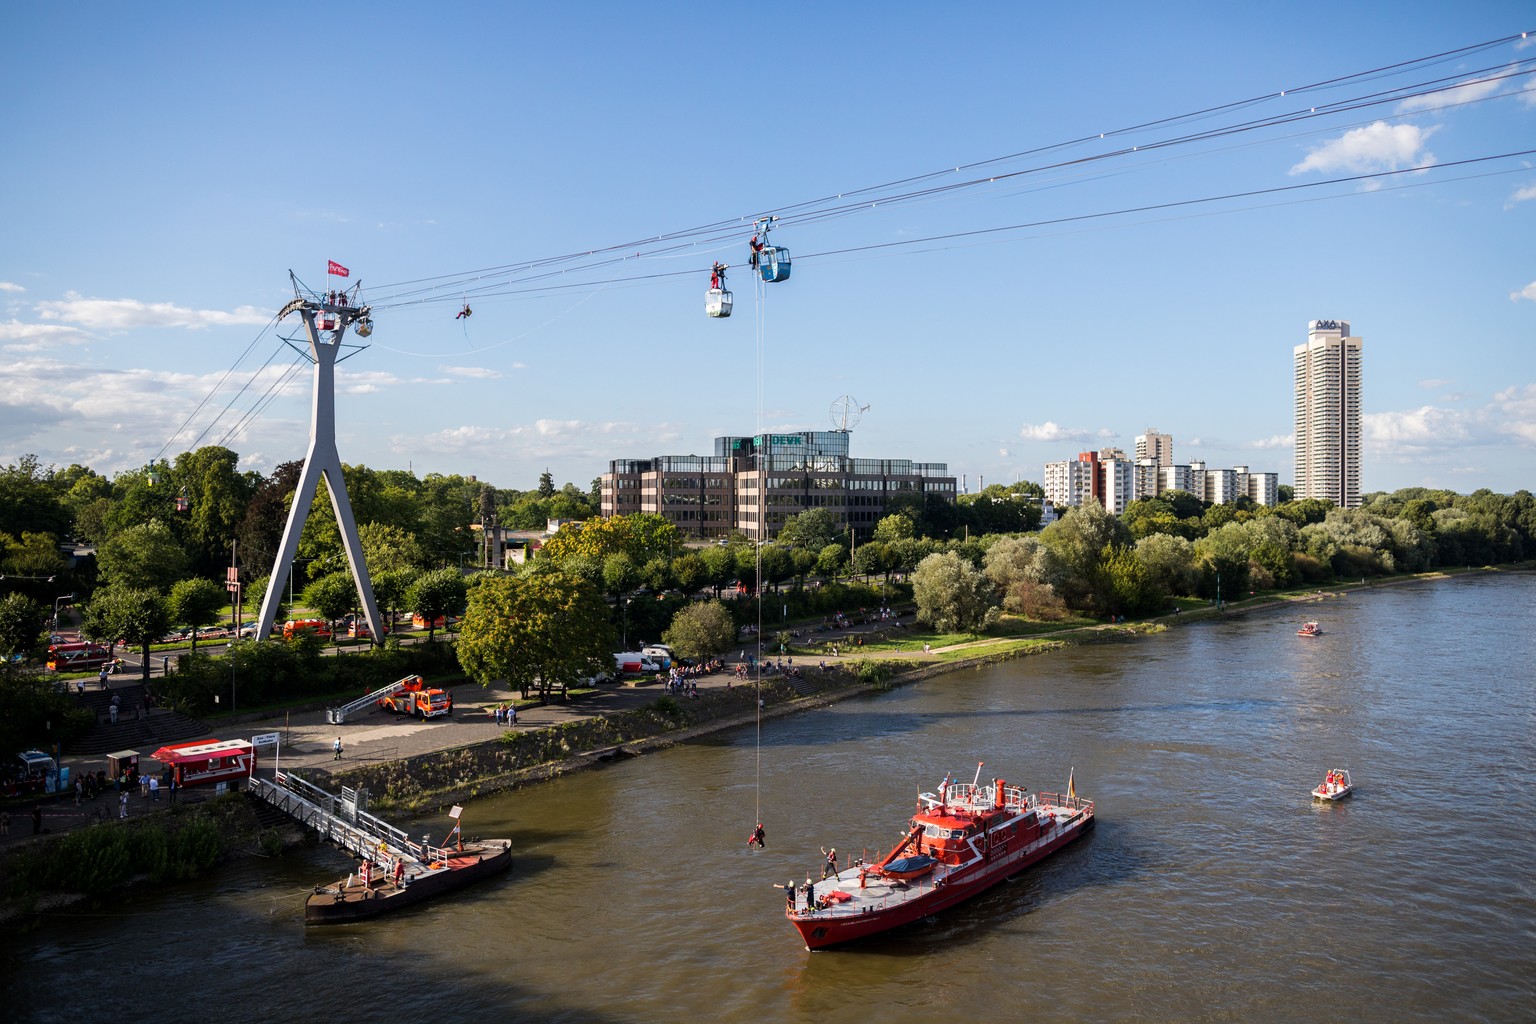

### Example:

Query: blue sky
xmin=3 ymin=3 xmax=1534 ymax=497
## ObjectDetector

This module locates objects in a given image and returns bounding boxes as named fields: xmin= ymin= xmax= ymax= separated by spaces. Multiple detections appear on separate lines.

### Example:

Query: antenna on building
xmin=830 ymin=395 xmax=869 ymax=433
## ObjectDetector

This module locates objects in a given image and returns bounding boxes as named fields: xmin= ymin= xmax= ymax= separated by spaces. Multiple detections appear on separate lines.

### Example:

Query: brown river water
xmin=5 ymin=572 xmax=1533 ymax=1023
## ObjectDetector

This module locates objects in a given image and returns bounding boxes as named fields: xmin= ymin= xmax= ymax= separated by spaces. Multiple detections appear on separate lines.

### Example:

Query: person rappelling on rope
xmin=748 ymin=234 xmax=764 ymax=270
xmin=456 ymin=303 xmax=473 ymax=319
xmin=748 ymin=822 xmax=766 ymax=848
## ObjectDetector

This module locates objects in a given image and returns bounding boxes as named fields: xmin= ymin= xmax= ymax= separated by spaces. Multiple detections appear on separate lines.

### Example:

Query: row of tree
xmin=908 ymin=488 xmax=1536 ymax=632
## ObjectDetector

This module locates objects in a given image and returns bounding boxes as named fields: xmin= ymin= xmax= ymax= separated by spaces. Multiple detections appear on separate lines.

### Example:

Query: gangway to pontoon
xmin=248 ymin=770 xmax=459 ymax=870
xmin=326 ymin=676 xmax=413 ymax=724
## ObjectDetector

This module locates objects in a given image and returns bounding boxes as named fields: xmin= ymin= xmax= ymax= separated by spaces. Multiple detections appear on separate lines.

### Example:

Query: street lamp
xmin=52 ymin=593 xmax=74 ymax=631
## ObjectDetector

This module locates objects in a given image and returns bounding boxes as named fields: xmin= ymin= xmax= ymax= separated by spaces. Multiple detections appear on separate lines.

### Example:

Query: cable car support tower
xmin=253 ymin=275 xmax=383 ymax=644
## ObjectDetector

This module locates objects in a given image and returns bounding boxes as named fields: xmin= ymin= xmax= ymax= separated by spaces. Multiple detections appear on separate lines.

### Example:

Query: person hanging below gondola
xmin=456 ymin=303 xmax=473 ymax=320
xmin=748 ymin=822 xmax=766 ymax=848
xmin=748 ymin=235 xmax=764 ymax=270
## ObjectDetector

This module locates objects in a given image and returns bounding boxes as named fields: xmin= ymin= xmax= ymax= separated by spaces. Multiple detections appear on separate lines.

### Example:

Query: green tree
xmin=700 ymin=545 xmax=736 ymax=597
xmin=0 ymin=662 xmax=94 ymax=759
xmin=456 ymin=572 xmax=614 ymax=700
xmin=373 ymin=566 xmax=417 ymax=630
xmin=759 ymin=544 xmax=794 ymax=591
xmin=1134 ymin=533 xmax=1199 ymax=598
xmin=873 ymin=513 xmax=915 ymax=544
xmin=82 ymin=585 xmax=171 ymax=683
xmin=167 ymin=577 xmax=227 ymax=654
xmin=778 ymin=508 xmax=844 ymax=552
xmin=0 ymin=455 xmax=70 ymax=541
xmin=302 ymin=572 xmax=361 ymax=635
xmin=0 ymin=593 xmax=48 ymax=659
xmin=1092 ymin=544 xmax=1163 ymax=618
xmin=912 ymin=551 xmax=998 ymax=633
xmin=537 ymin=470 xmax=557 ymax=499
xmin=405 ymin=568 xmax=469 ymax=642
xmin=602 ymin=552 xmax=639 ymax=598
xmin=359 ymin=521 xmax=427 ymax=576
xmin=97 ymin=519 xmax=189 ymax=592
xmin=815 ymin=542 xmax=848 ymax=579
xmin=670 ymin=552 xmax=707 ymax=595
xmin=662 ymin=600 xmax=737 ymax=662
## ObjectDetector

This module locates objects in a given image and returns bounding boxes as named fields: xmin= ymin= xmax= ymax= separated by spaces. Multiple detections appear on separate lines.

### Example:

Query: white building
xmin=1294 ymin=319 xmax=1363 ymax=508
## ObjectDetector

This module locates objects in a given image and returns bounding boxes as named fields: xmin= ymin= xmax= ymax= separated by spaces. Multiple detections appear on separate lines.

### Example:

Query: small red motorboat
xmin=1297 ymin=621 xmax=1323 ymax=637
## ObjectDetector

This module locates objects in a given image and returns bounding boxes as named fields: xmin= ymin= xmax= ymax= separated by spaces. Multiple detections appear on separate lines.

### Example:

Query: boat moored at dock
xmin=784 ymin=765 xmax=1093 ymax=950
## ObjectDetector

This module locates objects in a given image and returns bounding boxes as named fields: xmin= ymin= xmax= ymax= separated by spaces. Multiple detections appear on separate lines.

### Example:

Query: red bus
xmin=46 ymin=642 xmax=113 ymax=672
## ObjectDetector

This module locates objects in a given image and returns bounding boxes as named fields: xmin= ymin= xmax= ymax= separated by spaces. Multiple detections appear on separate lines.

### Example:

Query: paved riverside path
xmin=1 ymin=659 xmax=783 ymax=849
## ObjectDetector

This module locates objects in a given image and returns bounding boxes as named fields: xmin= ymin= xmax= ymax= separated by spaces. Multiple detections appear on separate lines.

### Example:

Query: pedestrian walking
xmin=119 ymin=792 xmax=129 ymax=819
xmin=149 ymin=776 xmax=159 ymax=801
xmin=333 ymin=736 xmax=343 ymax=760
xmin=168 ymin=776 xmax=177 ymax=805
xmin=98 ymin=666 xmax=109 ymax=689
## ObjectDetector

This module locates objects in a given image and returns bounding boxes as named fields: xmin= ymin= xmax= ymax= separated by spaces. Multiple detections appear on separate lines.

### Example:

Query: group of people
xmin=490 ymin=703 xmax=519 ymax=726
xmin=356 ymin=850 xmax=409 ymax=890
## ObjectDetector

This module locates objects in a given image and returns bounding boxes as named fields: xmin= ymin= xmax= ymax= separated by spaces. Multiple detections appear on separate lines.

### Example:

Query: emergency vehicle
xmin=377 ymin=675 xmax=453 ymax=718
xmin=46 ymin=641 xmax=113 ymax=672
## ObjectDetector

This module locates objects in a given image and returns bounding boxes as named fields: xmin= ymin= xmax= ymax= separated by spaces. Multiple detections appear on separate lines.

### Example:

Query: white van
xmin=640 ymin=645 xmax=672 ymax=669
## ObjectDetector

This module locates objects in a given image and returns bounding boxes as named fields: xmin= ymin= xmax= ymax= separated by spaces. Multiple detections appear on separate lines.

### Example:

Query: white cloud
xmin=1365 ymin=405 xmax=1472 ymax=446
xmin=1249 ymin=433 xmax=1293 ymax=449
xmin=1290 ymin=121 xmax=1437 ymax=176
xmin=1491 ymin=384 xmax=1536 ymax=444
xmin=1417 ymin=378 xmax=1453 ymax=390
xmin=1505 ymin=183 xmax=1536 ymax=209
xmin=397 ymin=418 xmax=672 ymax=465
xmin=0 ymin=282 xmax=24 ymax=294
xmin=1019 ymin=421 xmax=1095 ymax=442
xmin=0 ymin=319 xmax=91 ymax=349
xmin=997 ymin=447 xmax=1012 ymax=458
xmin=1510 ymin=280 xmax=1536 ymax=303
xmin=441 ymin=366 xmax=503 ymax=380
xmin=34 ymin=292 xmax=270 ymax=331
xmin=1396 ymin=73 xmax=1505 ymax=113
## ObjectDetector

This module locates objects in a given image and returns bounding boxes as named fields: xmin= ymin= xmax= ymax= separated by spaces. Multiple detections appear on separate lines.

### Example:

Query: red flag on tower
xmin=327 ymin=260 xmax=350 ymax=277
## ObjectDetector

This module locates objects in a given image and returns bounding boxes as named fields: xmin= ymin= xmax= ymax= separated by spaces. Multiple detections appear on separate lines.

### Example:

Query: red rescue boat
xmin=784 ymin=763 xmax=1094 ymax=950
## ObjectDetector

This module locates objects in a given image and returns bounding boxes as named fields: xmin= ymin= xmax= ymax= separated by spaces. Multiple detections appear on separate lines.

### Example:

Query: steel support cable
xmin=365 ymin=61 xmax=1533 ymax=315
xmin=152 ymin=313 xmax=279 ymax=463
xmin=356 ymin=149 xmax=1536 ymax=317
xmin=359 ymin=31 xmax=1533 ymax=307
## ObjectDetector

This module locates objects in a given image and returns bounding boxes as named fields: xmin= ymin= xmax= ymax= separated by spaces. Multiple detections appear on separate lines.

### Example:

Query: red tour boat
xmin=1297 ymin=621 xmax=1323 ymax=637
xmin=784 ymin=764 xmax=1094 ymax=950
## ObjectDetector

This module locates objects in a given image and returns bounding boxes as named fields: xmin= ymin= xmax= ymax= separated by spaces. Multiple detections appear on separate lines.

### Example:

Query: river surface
xmin=6 ymin=573 xmax=1534 ymax=1023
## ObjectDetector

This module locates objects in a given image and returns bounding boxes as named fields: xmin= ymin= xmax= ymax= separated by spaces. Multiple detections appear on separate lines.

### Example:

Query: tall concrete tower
xmin=1293 ymin=319 xmax=1363 ymax=508
xmin=253 ymin=284 xmax=385 ymax=642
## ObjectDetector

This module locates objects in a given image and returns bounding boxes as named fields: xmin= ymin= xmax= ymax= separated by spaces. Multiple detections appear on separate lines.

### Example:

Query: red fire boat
xmin=784 ymin=764 xmax=1094 ymax=950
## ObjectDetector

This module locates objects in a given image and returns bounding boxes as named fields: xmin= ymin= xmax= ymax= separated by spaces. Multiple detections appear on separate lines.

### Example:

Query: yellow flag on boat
xmin=1067 ymin=769 xmax=1076 ymax=803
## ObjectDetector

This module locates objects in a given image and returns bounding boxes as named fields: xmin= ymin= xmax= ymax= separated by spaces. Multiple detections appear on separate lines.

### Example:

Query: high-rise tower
xmin=1293 ymin=319 xmax=1363 ymax=508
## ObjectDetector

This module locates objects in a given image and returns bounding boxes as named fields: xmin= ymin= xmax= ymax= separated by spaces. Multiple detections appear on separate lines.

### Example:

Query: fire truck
xmin=377 ymin=675 xmax=453 ymax=719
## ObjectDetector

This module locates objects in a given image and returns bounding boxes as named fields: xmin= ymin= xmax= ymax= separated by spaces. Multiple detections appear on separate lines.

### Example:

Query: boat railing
xmin=923 ymin=782 xmax=1033 ymax=812
xmin=1035 ymin=790 xmax=1094 ymax=816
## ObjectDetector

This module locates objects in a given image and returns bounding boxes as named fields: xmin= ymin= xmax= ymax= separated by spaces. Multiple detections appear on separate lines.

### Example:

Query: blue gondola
xmin=757 ymin=246 xmax=790 ymax=283
xmin=706 ymin=287 xmax=733 ymax=318
xmin=751 ymin=215 xmax=790 ymax=283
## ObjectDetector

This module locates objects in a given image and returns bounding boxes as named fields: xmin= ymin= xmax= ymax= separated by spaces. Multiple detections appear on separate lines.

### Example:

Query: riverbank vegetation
xmin=0 ymin=792 xmax=260 ymax=911
xmin=3 ymin=446 xmax=1532 ymax=756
